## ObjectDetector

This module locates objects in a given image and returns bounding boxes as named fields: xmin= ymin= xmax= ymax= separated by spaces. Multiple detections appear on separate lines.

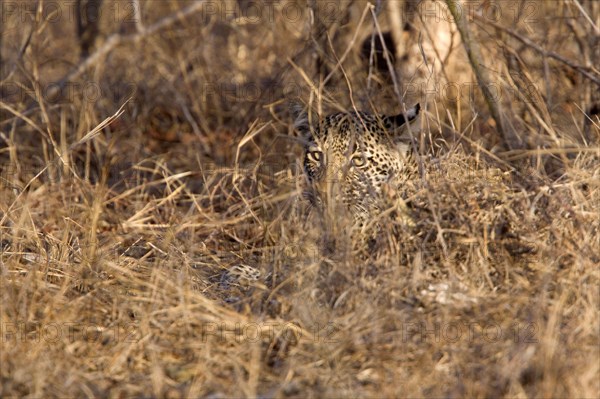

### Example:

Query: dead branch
xmin=46 ymin=1 xmax=208 ymax=102
xmin=474 ymin=14 xmax=600 ymax=86
xmin=445 ymin=0 xmax=522 ymax=150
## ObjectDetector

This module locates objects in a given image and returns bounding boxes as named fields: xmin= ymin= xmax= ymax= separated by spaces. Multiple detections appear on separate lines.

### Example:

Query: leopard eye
xmin=307 ymin=150 xmax=323 ymax=163
xmin=351 ymin=154 xmax=367 ymax=168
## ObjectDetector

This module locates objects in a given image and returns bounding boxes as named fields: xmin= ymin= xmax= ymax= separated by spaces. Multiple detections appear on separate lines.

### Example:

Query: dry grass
xmin=1 ymin=0 xmax=599 ymax=397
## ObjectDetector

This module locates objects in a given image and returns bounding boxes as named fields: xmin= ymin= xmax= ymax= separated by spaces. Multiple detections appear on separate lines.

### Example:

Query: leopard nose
xmin=315 ymin=177 xmax=346 ymax=223
xmin=317 ymin=158 xmax=350 ymax=207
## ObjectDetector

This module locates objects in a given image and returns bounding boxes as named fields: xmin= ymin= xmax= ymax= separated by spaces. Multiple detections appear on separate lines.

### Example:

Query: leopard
xmin=293 ymin=103 xmax=421 ymax=238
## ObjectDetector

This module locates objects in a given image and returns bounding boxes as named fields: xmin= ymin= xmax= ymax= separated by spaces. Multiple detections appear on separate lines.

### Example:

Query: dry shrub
xmin=1 ymin=0 xmax=599 ymax=397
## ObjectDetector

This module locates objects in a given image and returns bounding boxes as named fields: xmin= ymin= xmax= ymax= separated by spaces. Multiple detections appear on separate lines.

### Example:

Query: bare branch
xmin=474 ymin=14 xmax=600 ymax=86
xmin=445 ymin=0 xmax=522 ymax=150
xmin=570 ymin=0 xmax=599 ymax=33
xmin=46 ymin=1 xmax=208 ymax=101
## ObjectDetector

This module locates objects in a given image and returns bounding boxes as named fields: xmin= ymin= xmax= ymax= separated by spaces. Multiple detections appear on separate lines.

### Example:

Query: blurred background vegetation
xmin=0 ymin=1 xmax=598 ymax=397
xmin=1 ymin=0 xmax=597 ymax=181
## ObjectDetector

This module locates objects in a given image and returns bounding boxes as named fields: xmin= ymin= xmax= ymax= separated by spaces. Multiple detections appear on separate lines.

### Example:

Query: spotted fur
xmin=295 ymin=104 xmax=420 ymax=229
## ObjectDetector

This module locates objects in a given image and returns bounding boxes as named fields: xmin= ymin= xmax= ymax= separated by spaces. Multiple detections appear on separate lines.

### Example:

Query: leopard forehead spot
xmin=297 ymin=105 xmax=420 ymax=227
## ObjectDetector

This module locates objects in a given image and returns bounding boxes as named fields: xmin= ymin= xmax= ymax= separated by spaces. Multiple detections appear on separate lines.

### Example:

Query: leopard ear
xmin=290 ymin=103 xmax=311 ymax=139
xmin=384 ymin=103 xmax=420 ymax=134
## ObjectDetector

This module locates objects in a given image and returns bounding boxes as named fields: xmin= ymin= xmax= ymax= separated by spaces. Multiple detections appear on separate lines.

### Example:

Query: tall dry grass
xmin=1 ymin=0 xmax=598 ymax=397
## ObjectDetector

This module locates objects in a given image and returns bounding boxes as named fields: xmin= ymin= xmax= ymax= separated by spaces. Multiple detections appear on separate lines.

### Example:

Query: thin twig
xmin=322 ymin=4 xmax=372 ymax=87
xmin=570 ymin=0 xmax=599 ymax=33
xmin=445 ymin=0 xmax=521 ymax=150
xmin=369 ymin=7 xmax=403 ymax=103
xmin=474 ymin=14 xmax=600 ymax=86
xmin=46 ymin=1 xmax=208 ymax=101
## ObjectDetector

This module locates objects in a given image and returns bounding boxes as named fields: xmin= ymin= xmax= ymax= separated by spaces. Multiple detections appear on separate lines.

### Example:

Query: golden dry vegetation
xmin=0 ymin=0 xmax=599 ymax=397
